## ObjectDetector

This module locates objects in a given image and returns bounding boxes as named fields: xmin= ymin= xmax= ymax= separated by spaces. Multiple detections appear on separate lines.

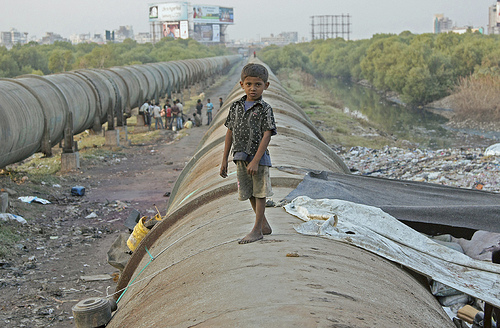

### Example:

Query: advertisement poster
xmin=193 ymin=5 xmax=219 ymax=23
xmin=212 ymin=24 xmax=220 ymax=42
xmin=163 ymin=22 xmax=180 ymax=39
xmin=180 ymin=20 xmax=189 ymax=39
xmin=149 ymin=5 xmax=159 ymax=20
xmin=497 ymin=1 xmax=500 ymax=24
xmin=219 ymin=7 xmax=233 ymax=24
xmin=149 ymin=2 xmax=188 ymax=22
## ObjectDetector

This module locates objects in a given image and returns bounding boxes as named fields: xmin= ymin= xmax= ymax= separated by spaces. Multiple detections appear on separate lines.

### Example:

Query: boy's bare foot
xmin=262 ymin=219 xmax=272 ymax=235
xmin=238 ymin=230 xmax=263 ymax=244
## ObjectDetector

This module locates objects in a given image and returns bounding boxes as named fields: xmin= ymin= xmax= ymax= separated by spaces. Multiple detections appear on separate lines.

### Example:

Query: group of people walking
xmin=139 ymin=97 xmax=223 ymax=131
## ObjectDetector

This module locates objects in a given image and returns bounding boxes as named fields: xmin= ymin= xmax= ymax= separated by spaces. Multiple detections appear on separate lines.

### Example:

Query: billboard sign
xmin=180 ymin=20 xmax=189 ymax=39
xmin=149 ymin=2 xmax=188 ymax=22
xmin=193 ymin=5 xmax=220 ymax=23
xmin=219 ymin=7 xmax=233 ymax=24
xmin=163 ymin=22 xmax=180 ymax=39
xmin=212 ymin=24 xmax=220 ymax=42
xmin=497 ymin=1 xmax=500 ymax=24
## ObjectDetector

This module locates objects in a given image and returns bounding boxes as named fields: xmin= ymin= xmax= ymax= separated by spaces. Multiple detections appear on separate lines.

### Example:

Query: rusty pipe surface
xmin=109 ymin=59 xmax=454 ymax=328
xmin=0 ymin=55 xmax=241 ymax=168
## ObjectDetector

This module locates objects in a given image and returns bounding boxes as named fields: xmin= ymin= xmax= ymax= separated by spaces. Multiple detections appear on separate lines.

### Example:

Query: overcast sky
xmin=0 ymin=0 xmax=496 ymax=41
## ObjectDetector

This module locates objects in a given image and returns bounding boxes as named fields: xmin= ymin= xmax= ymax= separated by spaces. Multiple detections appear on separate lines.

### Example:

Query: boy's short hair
xmin=241 ymin=63 xmax=268 ymax=83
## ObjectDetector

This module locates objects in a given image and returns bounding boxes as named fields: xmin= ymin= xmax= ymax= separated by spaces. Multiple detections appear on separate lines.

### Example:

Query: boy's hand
xmin=220 ymin=160 xmax=228 ymax=178
xmin=247 ymin=160 xmax=259 ymax=175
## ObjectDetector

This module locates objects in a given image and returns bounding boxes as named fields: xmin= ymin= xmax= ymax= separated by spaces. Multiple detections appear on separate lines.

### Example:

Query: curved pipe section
xmin=0 ymin=55 xmax=241 ymax=168
xmin=109 ymin=60 xmax=453 ymax=327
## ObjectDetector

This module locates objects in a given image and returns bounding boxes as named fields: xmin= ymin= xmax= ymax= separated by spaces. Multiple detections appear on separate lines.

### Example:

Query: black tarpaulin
xmin=283 ymin=171 xmax=500 ymax=235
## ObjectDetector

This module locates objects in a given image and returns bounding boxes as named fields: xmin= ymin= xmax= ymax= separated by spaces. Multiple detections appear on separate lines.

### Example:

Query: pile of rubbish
xmin=340 ymin=144 xmax=500 ymax=193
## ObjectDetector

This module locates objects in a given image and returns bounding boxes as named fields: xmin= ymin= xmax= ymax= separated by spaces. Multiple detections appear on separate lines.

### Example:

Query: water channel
xmin=319 ymin=78 xmax=500 ymax=149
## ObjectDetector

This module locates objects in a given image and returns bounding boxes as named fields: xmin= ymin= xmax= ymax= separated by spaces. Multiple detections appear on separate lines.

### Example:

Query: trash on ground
xmin=18 ymin=196 xmax=51 ymax=204
xmin=0 ymin=213 xmax=27 ymax=224
xmin=85 ymin=212 xmax=98 ymax=219
xmin=79 ymin=274 xmax=113 ymax=282
xmin=71 ymin=186 xmax=85 ymax=196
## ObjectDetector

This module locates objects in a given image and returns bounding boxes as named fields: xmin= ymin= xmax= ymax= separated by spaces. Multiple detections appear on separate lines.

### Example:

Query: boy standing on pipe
xmin=220 ymin=63 xmax=277 ymax=244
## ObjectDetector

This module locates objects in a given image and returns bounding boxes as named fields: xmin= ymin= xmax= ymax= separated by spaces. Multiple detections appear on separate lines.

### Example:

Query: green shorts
xmin=236 ymin=161 xmax=273 ymax=201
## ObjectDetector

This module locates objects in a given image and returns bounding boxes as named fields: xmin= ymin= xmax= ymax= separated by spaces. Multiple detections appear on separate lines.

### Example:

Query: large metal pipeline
xmin=109 ymin=59 xmax=454 ymax=327
xmin=0 ymin=55 xmax=241 ymax=168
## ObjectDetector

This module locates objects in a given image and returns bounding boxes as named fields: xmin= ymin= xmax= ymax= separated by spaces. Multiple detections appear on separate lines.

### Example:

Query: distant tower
xmin=310 ymin=15 xmax=351 ymax=41
xmin=488 ymin=1 xmax=500 ymax=35
xmin=433 ymin=14 xmax=453 ymax=34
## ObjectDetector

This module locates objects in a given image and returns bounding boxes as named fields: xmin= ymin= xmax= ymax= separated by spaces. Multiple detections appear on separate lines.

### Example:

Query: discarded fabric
xmin=0 ymin=213 xmax=27 ymax=224
xmin=284 ymin=196 xmax=500 ymax=308
xmin=71 ymin=186 xmax=85 ymax=196
xmin=18 ymin=196 xmax=51 ymax=204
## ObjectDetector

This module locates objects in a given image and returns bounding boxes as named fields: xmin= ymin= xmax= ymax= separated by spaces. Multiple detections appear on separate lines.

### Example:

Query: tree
xmin=48 ymin=49 xmax=74 ymax=73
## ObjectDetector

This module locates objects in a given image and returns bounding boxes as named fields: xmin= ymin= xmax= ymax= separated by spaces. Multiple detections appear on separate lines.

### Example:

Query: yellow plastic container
xmin=127 ymin=217 xmax=150 ymax=252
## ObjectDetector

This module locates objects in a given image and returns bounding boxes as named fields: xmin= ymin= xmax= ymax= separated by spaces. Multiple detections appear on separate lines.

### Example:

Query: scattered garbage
xmin=85 ymin=212 xmax=98 ymax=219
xmin=18 ymin=196 xmax=51 ymax=204
xmin=79 ymin=274 xmax=113 ymax=282
xmin=484 ymin=143 xmax=500 ymax=156
xmin=0 ymin=213 xmax=27 ymax=224
xmin=124 ymin=209 xmax=141 ymax=230
xmin=71 ymin=186 xmax=86 ymax=196
xmin=340 ymin=146 xmax=500 ymax=192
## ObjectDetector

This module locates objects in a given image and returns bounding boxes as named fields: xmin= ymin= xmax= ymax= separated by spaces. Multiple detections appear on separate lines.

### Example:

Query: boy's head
xmin=240 ymin=63 xmax=270 ymax=101
xmin=240 ymin=63 xmax=268 ymax=83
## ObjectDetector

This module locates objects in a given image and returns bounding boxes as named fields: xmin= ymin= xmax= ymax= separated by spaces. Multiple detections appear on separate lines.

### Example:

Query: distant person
xmin=176 ymin=98 xmax=184 ymax=123
xmin=171 ymin=101 xmax=181 ymax=130
xmin=184 ymin=118 xmax=193 ymax=129
xmin=164 ymin=102 xmax=172 ymax=130
xmin=206 ymin=98 xmax=214 ymax=125
xmin=147 ymin=100 xmax=154 ymax=129
xmin=219 ymin=97 xmax=223 ymax=108
xmin=193 ymin=113 xmax=202 ymax=127
xmin=139 ymin=100 xmax=149 ymax=126
xmin=196 ymin=99 xmax=203 ymax=124
xmin=153 ymin=102 xmax=164 ymax=129
xmin=220 ymin=63 xmax=277 ymax=244
xmin=253 ymin=51 xmax=256 ymax=58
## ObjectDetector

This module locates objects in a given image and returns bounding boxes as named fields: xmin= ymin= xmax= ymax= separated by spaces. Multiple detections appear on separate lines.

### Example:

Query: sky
xmin=0 ymin=0 xmax=497 ymax=42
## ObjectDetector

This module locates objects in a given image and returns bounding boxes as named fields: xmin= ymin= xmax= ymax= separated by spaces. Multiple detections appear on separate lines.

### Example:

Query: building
xmin=261 ymin=32 xmax=299 ymax=46
xmin=488 ymin=1 xmax=500 ymax=35
xmin=39 ymin=32 xmax=69 ymax=45
xmin=148 ymin=2 xmax=234 ymax=44
xmin=115 ymin=26 xmax=134 ymax=42
xmin=0 ymin=28 xmax=28 ymax=47
xmin=433 ymin=14 xmax=453 ymax=33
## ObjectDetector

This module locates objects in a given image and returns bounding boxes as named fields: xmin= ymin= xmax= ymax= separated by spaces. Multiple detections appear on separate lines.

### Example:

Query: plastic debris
xmin=18 ymin=196 xmax=51 ymax=204
xmin=340 ymin=146 xmax=500 ymax=192
xmin=484 ymin=143 xmax=500 ymax=156
xmin=71 ymin=186 xmax=85 ymax=196
xmin=0 ymin=213 xmax=27 ymax=224
xmin=85 ymin=212 xmax=98 ymax=219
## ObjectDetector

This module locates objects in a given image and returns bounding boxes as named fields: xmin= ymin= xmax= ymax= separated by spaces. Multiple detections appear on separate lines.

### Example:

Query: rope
xmin=112 ymin=208 xmax=252 ymax=302
xmin=111 ymin=238 xmax=237 ymax=301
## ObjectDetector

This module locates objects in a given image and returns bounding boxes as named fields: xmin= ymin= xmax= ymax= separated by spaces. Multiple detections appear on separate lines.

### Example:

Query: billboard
xmin=192 ymin=5 xmax=233 ymax=24
xmin=180 ymin=20 xmax=189 ymax=39
xmin=219 ymin=7 xmax=233 ymax=24
xmin=193 ymin=5 xmax=219 ymax=22
xmin=212 ymin=24 xmax=220 ymax=42
xmin=497 ymin=1 xmax=500 ymax=24
xmin=149 ymin=2 xmax=188 ymax=22
xmin=163 ymin=22 xmax=180 ymax=38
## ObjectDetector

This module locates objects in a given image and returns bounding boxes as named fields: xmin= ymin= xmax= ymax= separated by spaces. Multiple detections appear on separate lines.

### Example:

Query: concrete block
xmin=136 ymin=114 xmax=145 ymax=127
xmin=61 ymin=152 xmax=80 ymax=172
xmin=105 ymin=130 xmax=120 ymax=147
xmin=1 ymin=192 xmax=8 ymax=213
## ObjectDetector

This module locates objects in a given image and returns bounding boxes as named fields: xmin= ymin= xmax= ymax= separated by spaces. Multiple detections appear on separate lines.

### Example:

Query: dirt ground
xmin=0 ymin=62 xmax=245 ymax=328
xmin=1 ymin=63 xmax=499 ymax=327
